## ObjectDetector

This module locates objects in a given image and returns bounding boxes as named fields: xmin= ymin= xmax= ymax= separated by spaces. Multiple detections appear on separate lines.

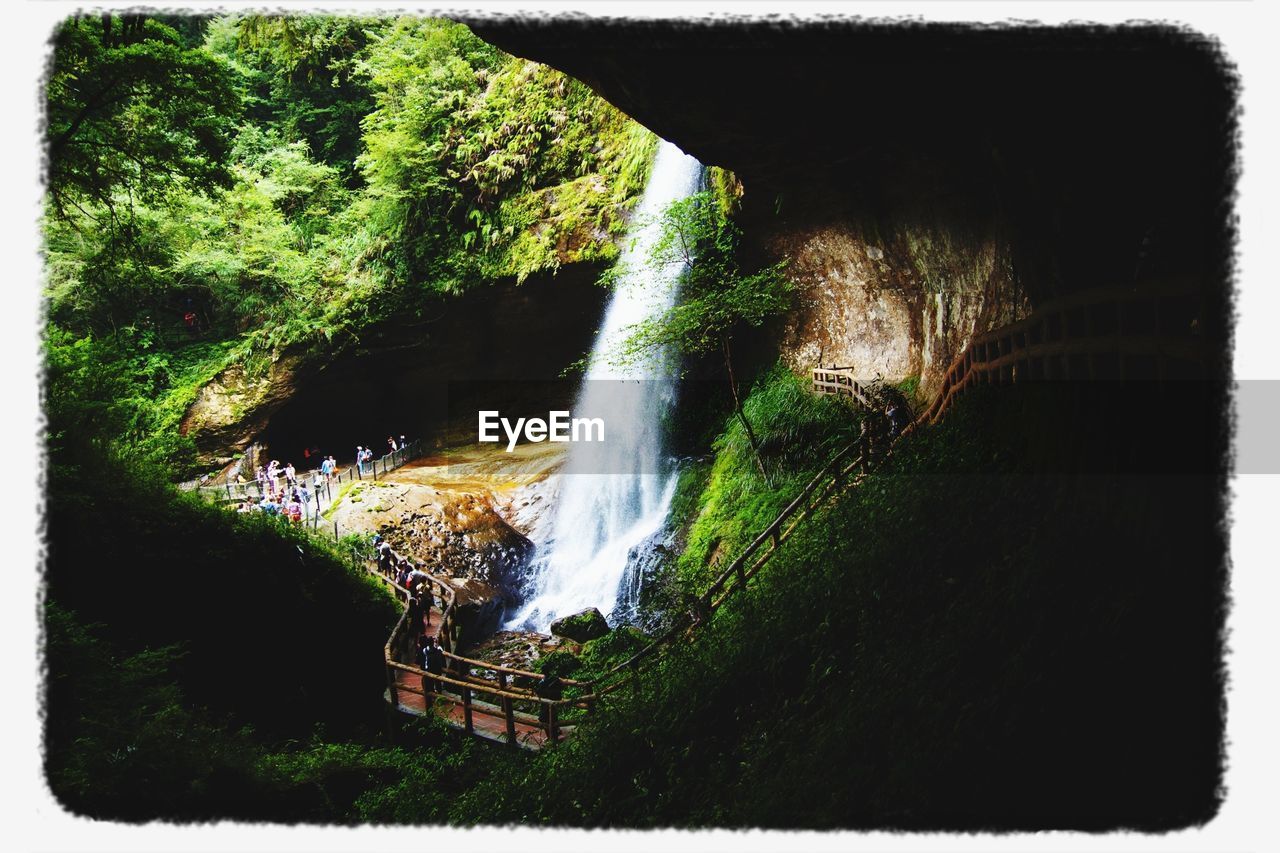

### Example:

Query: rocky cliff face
xmin=763 ymin=218 xmax=1027 ymax=400
xmin=180 ymin=262 xmax=609 ymax=467
xmin=473 ymin=18 xmax=1233 ymax=397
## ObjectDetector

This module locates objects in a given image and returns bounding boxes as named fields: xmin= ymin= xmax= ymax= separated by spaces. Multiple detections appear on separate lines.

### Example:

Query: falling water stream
xmin=505 ymin=140 xmax=703 ymax=632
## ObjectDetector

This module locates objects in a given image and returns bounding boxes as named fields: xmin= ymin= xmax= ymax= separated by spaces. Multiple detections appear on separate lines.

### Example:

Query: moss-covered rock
xmin=549 ymin=607 xmax=610 ymax=643
xmin=580 ymin=625 xmax=650 ymax=670
xmin=533 ymin=649 xmax=583 ymax=680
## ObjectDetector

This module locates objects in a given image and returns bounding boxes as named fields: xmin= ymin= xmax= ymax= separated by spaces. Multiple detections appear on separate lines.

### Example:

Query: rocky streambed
xmin=321 ymin=439 xmax=669 ymax=670
xmin=322 ymin=441 xmax=566 ymax=649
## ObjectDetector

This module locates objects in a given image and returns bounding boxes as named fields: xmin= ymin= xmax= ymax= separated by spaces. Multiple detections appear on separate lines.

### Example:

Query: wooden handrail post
xmin=498 ymin=672 xmax=517 ymax=747
xmin=547 ymin=702 xmax=559 ymax=745
xmin=386 ymin=663 xmax=399 ymax=710
xmin=462 ymin=685 xmax=474 ymax=734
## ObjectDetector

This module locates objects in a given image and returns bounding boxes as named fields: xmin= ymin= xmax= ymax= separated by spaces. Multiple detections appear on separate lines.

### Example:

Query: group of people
xmin=375 ymin=536 xmax=446 ymax=693
xmin=236 ymin=458 xmax=332 ymax=523
xmin=375 ymin=534 xmax=567 ymax=728
xmin=233 ymin=434 xmax=411 ymax=523
xmin=356 ymin=435 xmax=407 ymax=475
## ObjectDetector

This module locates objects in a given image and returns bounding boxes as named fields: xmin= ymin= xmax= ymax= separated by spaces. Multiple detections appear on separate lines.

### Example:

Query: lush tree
xmin=354 ymin=17 xmax=655 ymax=290
xmin=46 ymin=14 xmax=240 ymax=228
xmin=42 ymin=13 xmax=656 ymax=474
xmin=205 ymin=15 xmax=388 ymax=180
xmin=614 ymin=191 xmax=793 ymax=479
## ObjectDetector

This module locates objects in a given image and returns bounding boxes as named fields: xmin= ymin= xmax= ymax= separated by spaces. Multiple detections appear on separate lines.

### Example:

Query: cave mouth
xmin=258 ymin=263 xmax=609 ymax=468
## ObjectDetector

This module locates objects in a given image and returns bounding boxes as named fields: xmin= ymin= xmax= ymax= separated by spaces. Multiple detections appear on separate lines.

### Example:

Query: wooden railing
xmin=369 ymin=545 xmax=595 ymax=749
xmin=373 ymin=281 xmax=1213 ymax=749
xmin=812 ymin=366 xmax=877 ymax=409
xmin=372 ymin=422 xmax=875 ymax=749
xmin=182 ymin=440 xmax=426 ymax=540
xmin=909 ymin=281 xmax=1209 ymax=431
xmin=182 ymin=440 xmax=425 ymax=503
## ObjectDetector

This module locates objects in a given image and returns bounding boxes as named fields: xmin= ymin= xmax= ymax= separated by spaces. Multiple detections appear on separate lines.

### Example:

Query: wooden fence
xmin=181 ymin=440 xmax=424 ymax=502
xmin=909 ymin=281 xmax=1209 ymax=431
xmin=372 ymin=423 xmax=873 ymax=750
xmin=811 ymin=366 xmax=878 ymax=409
xmin=373 ymin=281 xmax=1213 ymax=749
xmin=181 ymin=440 xmax=425 ymax=538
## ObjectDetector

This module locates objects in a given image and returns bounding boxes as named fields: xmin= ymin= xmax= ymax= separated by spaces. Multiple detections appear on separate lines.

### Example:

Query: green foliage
xmin=208 ymin=15 xmax=389 ymax=180
xmin=578 ymin=626 xmax=651 ymax=673
xmin=43 ymin=327 xmax=236 ymax=470
xmin=707 ymin=165 xmax=743 ymax=216
xmin=42 ymin=446 xmax=428 ymax=819
xmin=675 ymin=364 xmax=866 ymax=589
xmin=533 ymin=649 xmax=584 ymax=679
xmin=436 ymin=384 xmax=1222 ymax=828
xmin=43 ymin=13 xmax=655 ymax=473
xmin=354 ymin=18 xmax=656 ymax=290
xmin=895 ymin=374 xmax=921 ymax=402
xmin=47 ymin=15 xmax=240 ymax=226
xmin=608 ymin=190 xmax=793 ymax=369
xmin=44 ymin=603 xmax=265 ymax=819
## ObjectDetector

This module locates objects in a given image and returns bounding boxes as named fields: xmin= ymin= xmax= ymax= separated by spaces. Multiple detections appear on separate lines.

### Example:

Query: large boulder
xmin=549 ymin=607 xmax=610 ymax=643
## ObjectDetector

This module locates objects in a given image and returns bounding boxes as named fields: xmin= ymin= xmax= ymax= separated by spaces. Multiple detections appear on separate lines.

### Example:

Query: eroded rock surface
xmin=550 ymin=607 xmax=610 ymax=643
xmin=766 ymin=220 xmax=1030 ymax=401
xmin=467 ymin=630 xmax=575 ymax=677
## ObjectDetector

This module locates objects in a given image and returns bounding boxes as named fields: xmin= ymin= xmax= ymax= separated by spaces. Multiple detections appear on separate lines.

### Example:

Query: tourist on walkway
xmin=407 ymin=594 xmax=425 ymax=637
xmin=388 ymin=436 xmax=398 ymax=454
xmin=284 ymin=462 xmax=297 ymax=487
xmin=423 ymin=635 xmax=445 ymax=694
xmin=320 ymin=455 xmax=334 ymax=483
xmin=535 ymin=673 xmax=565 ymax=727
xmin=407 ymin=565 xmax=432 ymax=594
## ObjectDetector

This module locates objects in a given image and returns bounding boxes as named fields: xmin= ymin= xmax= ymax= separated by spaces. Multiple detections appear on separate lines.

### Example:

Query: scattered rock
xmin=549 ymin=607 xmax=610 ymax=643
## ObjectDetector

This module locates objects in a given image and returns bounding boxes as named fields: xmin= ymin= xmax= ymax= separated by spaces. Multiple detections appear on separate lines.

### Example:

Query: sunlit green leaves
xmin=47 ymin=15 xmax=240 ymax=221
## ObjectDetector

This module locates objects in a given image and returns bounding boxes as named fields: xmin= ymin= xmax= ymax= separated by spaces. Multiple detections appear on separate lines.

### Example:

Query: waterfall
xmin=505 ymin=140 xmax=703 ymax=632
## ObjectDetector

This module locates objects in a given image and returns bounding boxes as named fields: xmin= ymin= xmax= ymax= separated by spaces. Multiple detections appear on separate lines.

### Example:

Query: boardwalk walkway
xmin=377 ymin=281 xmax=1212 ymax=750
xmin=183 ymin=441 xmax=425 ymax=539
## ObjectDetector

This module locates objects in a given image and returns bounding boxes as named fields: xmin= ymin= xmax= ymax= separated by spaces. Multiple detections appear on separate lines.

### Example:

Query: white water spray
xmin=506 ymin=140 xmax=703 ymax=632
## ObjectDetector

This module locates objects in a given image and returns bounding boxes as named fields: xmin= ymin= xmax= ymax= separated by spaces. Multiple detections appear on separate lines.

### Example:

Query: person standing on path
xmin=423 ymin=635 xmax=445 ymax=695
